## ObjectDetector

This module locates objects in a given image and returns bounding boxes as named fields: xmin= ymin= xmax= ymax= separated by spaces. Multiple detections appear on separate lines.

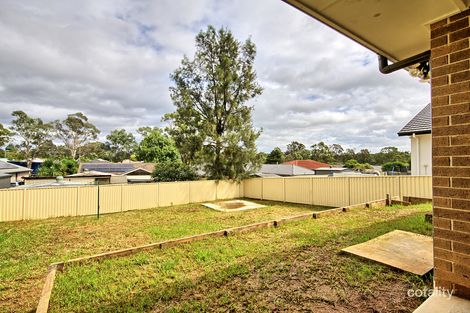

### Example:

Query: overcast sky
xmin=0 ymin=0 xmax=429 ymax=153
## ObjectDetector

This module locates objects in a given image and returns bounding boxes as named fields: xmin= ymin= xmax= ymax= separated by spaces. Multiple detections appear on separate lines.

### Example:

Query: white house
xmin=398 ymin=104 xmax=431 ymax=176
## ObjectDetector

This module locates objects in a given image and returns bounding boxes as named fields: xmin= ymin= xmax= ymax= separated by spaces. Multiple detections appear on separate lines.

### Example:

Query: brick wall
xmin=430 ymin=8 xmax=470 ymax=298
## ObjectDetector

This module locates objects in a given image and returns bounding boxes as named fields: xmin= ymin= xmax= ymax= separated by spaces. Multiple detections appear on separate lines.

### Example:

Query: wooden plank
xmin=341 ymin=230 xmax=433 ymax=276
xmin=64 ymin=230 xmax=227 ymax=266
xmin=224 ymin=221 xmax=276 ymax=235
xmin=36 ymin=265 xmax=58 ymax=313
xmin=312 ymin=207 xmax=344 ymax=219
xmin=274 ymin=213 xmax=313 ymax=226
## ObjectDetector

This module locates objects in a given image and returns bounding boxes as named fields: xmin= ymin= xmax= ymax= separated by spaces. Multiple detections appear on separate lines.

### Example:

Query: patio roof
xmin=283 ymin=0 xmax=469 ymax=62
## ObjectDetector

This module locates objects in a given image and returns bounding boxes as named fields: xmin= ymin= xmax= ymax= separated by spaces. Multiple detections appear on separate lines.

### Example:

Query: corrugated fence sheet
xmin=243 ymin=176 xmax=432 ymax=208
xmin=243 ymin=178 xmax=262 ymax=199
xmin=262 ymin=178 xmax=285 ymax=202
xmin=311 ymin=177 xmax=350 ymax=207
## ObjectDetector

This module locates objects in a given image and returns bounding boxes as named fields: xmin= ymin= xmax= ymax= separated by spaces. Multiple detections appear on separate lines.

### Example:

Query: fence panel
xmin=243 ymin=178 xmax=262 ymax=199
xmin=76 ymin=186 xmax=98 ymax=216
xmin=99 ymin=185 xmax=122 ymax=214
xmin=262 ymin=178 xmax=285 ymax=202
xmin=159 ymin=182 xmax=190 ymax=207
xmin=189 ymin=181 xmax=217 ymax=203
xmin=0 ymin=189 xmax=24 ymax=221
xmin=24 ymin=187 xmax=78 ymax=219
xmin=122 ymin=184 xmax=159 ymax=211
xmin=216 ymin=181 xmax=240 ymax=199
xmin=311 ymin=177 xmax=350 ymax=207
xmin=284 ymin=177 xmax=311 ymax=204
xmin=0 ymin=176 xmax=434 ymax=222
xmin=400 ymin=176 xmax=432 ymax=199
xmin=349 ymin=177 xmax=400 ymax=204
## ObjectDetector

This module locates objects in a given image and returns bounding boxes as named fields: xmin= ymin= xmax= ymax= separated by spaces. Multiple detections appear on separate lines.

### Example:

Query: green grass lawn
xmin=44 ymin=202 xmax=434 ymax=313
xmin=0 ymin=199 xmax=327 ymax=313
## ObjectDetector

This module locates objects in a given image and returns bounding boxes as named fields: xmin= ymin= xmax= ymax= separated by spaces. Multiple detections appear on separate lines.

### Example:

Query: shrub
xmin=38 ymin=158 xmax=78 ymax=176
xmin=381 ymin=161 xmax=409 ymax=172
xmin=152 ymin=161 xmax=198 ymax=182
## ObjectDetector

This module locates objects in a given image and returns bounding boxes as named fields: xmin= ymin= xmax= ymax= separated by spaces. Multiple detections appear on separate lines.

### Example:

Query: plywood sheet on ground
xmin=341 ymin=230 xmax=433 ymax=275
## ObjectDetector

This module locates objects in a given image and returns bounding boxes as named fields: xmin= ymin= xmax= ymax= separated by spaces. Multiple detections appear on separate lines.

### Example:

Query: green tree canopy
xmin=266 ymin=147 xmax=285 ymax=164
xmin=79 ymin=142 xmax=110 ymax=161
xmin=11 ymin=111 xmax=53 ymax=167
xmin=284 ymin=141 xmax=310 ymax=161
xmin=106 ymin=129 xmax=137 ymax=162
xmin=152 ymin=160 xmax=198 ymax=182
xmin=38 ymin=158 xmax=78 ymax=176
xmin=165 ymin=25 xmax=263 ymax=180
xmin=54 ymin=112 xmax=100 ymax=159
xmin=136 ymin=127 xmax=180 ymax=163
xmin=311 ymin=141 xmax=334 ymax=164
xmin=0 ymin=123 xmax=12 ymax=147
xmin=382 ymin=161 xmax=409 ymax=173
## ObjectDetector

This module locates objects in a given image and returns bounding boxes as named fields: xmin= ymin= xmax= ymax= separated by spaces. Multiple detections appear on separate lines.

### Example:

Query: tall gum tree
xmin=165 ymin=26 xmax=263 ymax=180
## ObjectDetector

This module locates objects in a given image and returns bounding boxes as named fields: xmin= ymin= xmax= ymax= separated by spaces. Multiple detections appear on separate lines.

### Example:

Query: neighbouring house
xmin=314 ymin=167 xmax=347 ymax=176
xmin=24 ymin=170 xmax=127 ymax=185
xmin=256 ymin=164 xmax=315 ymax=177
xmin=15 ymin=176 xmax=90 ymax=189
xmin=78 ymin=160 xmax=155 ymax=183
xmin=283 ymin=159 xmax=332 ymax=170
xmin=0 ymin=173 xmax=12 ymax=189
xmin=282 ymin=160 xmax=362 ymax=176
xmin=284 ymin=0 xmax=470 ymax=307
xmin=66 ymin=171 xmax=127 ymax=184
xmin=398 ymin=104 xmax=431 ymax=176
xmin=0 ymin=160 xmax=32 ymax=185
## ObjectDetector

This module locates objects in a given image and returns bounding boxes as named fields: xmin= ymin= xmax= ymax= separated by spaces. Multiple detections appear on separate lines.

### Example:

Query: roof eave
xmin=282 ymin=0 xmax=398 ymax=61
xmin=397 ymin=130 xmax=432 ymax=137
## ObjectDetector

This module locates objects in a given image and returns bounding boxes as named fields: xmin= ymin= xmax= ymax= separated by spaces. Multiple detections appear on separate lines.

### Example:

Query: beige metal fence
xmin=0 ymin=180 xmax=242 ymax=222
xmin=242 ymin=176 xmax=432 ymax=207
xmin=0 ymin=176 xmax=432 ymax=222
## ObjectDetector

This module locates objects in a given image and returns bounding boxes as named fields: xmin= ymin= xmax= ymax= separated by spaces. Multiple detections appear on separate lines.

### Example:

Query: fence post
xmin=22 ymin=189 xmax=25 ymax=220
xmin=156 ymin=183 xmax=159 ymax=208
xmin=97 ymin=184 xmax=100 ymax=219
xmin=75 ymin=187 xmax=79 ymax=217
xmin=399 ymin=176 xmax=402 ymax=200
xmin=283 ymin=178 xmax=286 ymax=202
xmin=120 ymin=185 xmax=123 ymax=212
xmin=260 ymin=178 xmax=264 ymax=200
xmin=348 ymin=177 xmax=351 ymax=206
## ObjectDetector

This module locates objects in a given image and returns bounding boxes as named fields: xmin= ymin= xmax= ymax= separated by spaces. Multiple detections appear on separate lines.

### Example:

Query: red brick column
xmin=430 ymin=8 xmax=470 ymax=298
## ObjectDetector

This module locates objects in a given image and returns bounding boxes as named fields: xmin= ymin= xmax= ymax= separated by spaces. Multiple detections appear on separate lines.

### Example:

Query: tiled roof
xmin=283 ymin=160 xmax=331 ymax=170
xmin=0 ymin=160 xmax=18 ymax=170
xmin=398 ymin=104 xmax=431 ymax=136
xmin=0 ymin=160 xmax=32 ymax=174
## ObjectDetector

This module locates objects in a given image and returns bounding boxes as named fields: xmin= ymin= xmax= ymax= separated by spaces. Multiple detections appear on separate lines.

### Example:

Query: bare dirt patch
xmin=156 ymin=244 xmax=430 ymax=313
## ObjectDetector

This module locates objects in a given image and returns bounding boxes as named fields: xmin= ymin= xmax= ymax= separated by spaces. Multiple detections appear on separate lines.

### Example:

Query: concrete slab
xmin=413 ymin=292 xmax=470 ymax=313
xmin=202 ymin=200 xmax=265 ymax=212
xmin=341 ymin=230 xmax=433 ymax=275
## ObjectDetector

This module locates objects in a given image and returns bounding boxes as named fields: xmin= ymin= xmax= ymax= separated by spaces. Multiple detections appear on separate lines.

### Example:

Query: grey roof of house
xmin=257 ymin=164 xmax=315 ymax=176
xmin=398 ymin=104 xmax=431 ymax=136
xmin=0 ymin=160 xmax=32 ymax=174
